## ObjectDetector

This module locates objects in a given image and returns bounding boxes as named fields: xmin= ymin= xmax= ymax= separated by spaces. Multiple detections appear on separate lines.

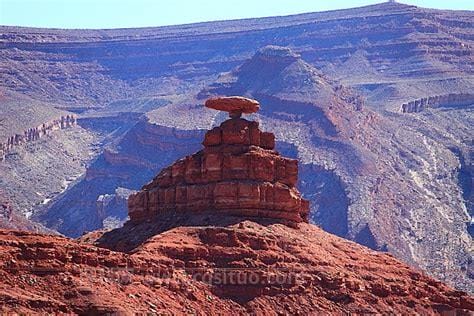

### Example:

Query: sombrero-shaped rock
xmin=205 ymin=96 xmax=260 ymax=118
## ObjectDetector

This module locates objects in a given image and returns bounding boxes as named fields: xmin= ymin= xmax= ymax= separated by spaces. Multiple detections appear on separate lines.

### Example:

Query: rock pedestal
xmin=128 ymin=97 xmax=309 ymax=224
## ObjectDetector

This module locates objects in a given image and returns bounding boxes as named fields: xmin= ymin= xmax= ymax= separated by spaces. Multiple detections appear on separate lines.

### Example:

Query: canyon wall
xmin=401 ymin=93 xmax=474 ymax=113
xmin=37 ymin=119 xmax=205 ymax=237
xmin=0 ymin=124 xmax=99 ymax=226
xmin=0 ymin=115 xmax=77 ymax=160
xmin=1 ymin=3 xmax=472 ymax=112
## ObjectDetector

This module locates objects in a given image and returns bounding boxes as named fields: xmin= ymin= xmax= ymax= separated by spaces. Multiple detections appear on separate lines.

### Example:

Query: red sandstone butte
xmin=128 ymin=106 xmax=308 ymax=224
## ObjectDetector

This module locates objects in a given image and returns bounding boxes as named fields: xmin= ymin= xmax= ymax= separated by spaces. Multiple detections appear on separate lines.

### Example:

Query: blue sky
xmin=1 ymin=0 xmax=473 ymax=29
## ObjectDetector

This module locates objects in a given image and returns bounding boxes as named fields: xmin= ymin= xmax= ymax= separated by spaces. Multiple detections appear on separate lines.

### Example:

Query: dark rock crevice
xmin=277 ymin=141 xmax=350 ymax=238
xmin=37 ymin=120 xmax=205 ymax=237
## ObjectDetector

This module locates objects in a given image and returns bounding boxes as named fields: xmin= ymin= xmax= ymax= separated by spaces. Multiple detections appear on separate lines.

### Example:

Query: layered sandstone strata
xmin=128 ymin=102 xmax=309 ymax=224
xmin=401 ymin=93 xmax=474 ymax=113
xmin=0 ymin=115 xmax=76 ymax=161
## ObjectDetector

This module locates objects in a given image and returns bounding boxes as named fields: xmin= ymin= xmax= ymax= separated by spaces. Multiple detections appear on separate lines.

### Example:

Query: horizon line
xmin=0 ymin=1 xmax=470 ymax=32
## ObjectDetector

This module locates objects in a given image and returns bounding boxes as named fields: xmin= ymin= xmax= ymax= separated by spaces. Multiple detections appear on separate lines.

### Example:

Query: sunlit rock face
xmin=128 ymin=97 xmax=309 ymax=224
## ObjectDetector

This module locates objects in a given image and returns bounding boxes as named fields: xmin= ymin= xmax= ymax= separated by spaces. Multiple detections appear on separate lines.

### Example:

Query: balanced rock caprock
xmin=205 ymin=96 xmax=260 ymax=118
xmin=128 ymin=96 xmax=309 ymax=224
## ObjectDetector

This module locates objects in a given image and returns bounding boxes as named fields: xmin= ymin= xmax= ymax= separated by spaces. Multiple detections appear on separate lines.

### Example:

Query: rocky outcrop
xmin=401 ymin=93 xmax=474 ymax=113
xmin=128 ymin=122 xmax=309 ymax=223
xmin=199 ymin=47 xmax=474 ymax=293
xmin=1 ymin=96 xmax=473 ymax=313
xmin=128 ymin=98 xmax=309 ymax=224
xmin=205 ymin=96 xmax=260 ymax=117
xmin=0 ymin=115 xmax=76 ymax=160
xmin=1 ymin=224 xmax=473 ymax=314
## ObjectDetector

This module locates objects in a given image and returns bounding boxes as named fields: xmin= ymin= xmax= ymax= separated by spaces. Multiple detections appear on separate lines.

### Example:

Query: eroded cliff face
xmin=196 ymin=46 xmax=473 ymax=292
xmin=35 ymin=45 xmax=473 ymax=292
xmin=0 ymin=115 xmax=76 ymax=160
xmin=401 ymin=93 xmax=474 ymax=113
xmin=0 ymin=125 xmax=99 ymax=223
xmin=66 ymin=106 xmax=472 ymax=314
xmin=0 ymin=3 xmax=472 ymax=112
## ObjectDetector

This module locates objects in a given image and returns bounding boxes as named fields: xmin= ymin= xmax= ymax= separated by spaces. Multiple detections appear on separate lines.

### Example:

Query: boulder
xmin=205 ymin=96 xmax=260 ymax=118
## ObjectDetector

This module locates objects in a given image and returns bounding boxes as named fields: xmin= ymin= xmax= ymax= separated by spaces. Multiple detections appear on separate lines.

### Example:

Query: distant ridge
xmin=0 ymin=2 xmax=431 ymax=39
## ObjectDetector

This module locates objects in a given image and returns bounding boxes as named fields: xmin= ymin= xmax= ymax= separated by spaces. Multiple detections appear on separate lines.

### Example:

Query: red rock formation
xmin=128 ymin=104 xmax=309 ymax=224
xmin=0 ymin=224 xmax=473 ymax=314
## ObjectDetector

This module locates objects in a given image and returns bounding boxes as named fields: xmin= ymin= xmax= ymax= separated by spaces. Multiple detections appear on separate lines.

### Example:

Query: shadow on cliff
xmin=36 ymin=120 xmax=206 ymax=237
xmin=277 ymin=141 xmax=350 ymax=238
